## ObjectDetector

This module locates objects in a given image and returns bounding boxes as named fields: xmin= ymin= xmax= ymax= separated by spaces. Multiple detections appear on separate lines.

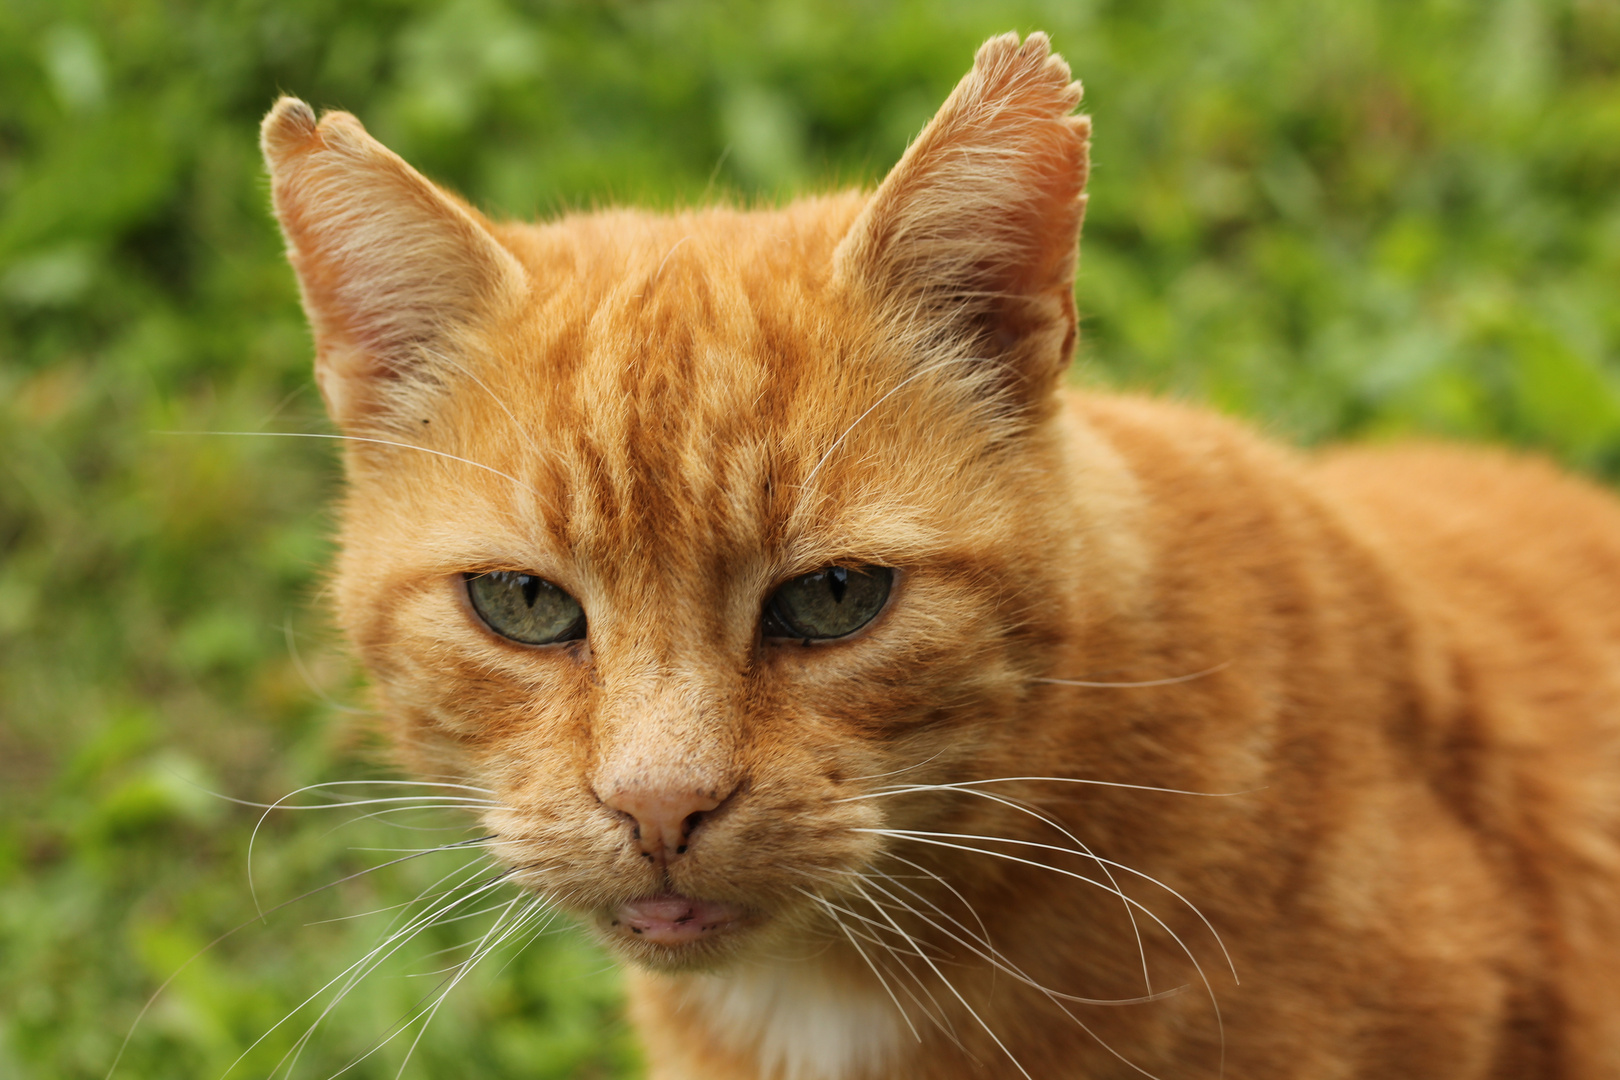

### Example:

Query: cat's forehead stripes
xmin=511 ymin=217 xmax=804 ymax=570
xmin=450 ymin=204 xmax=996 ymax=593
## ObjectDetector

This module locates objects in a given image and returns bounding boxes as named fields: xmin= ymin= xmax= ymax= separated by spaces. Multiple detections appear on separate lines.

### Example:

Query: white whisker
xmin=880 ymin=828 xmax=1236 ymax=982
xmin=281 ymin=615 xmax=364 ymax=714
xmin=1034 ymin=661 xmax=1231 ymax=688
xmin=341 ymin=839 xmax=503 ymax=853
xmin=299 ymin=845 xmax=505 ymax=927
xmin=850 ymin=879 xmax=1033 ymax=1080
xmin=488 ymin=902 xmax=564 ymax=982
xmin=234 ymin=863 xmax=515 ymax=1080
xmin=841 ymin=748 xmax=948 ymax=783
xmin=797 ymin=870 xmax=969 ymax=1046
xmin=864 ymin=830 xmax=1226 ymax=1077
xmin=870 ymin=782 xmax=1156 ymax=994
xmin=875 ymin=851 xmax=995 ymax=969
xmin=800 ymin=356 xmax=984 ymax=488
xmin=308 ymin=892 xmax=533 ymax=1080
xmin=389 ymin=893 xmax=543 ymax=1080
xmin=103 ymin=843 xmax=488 ymax=1080
xmin=653 ymin=234 xmax=695 ymax=282
xmin=156 ymin=430 xmax=537 ymax=494
xmin=859 ymin=871 xmax=1178 ymax=1007
xmin=838 ymin=776 xmax=1243 ymax=802
xmin=797 ymin=887 xmax=925 ymax=1043
xmin=247 ymin=783 xmax=505 ymax=917
xmin=799 ymin=887 xmax=945 ymax=960
xmin=854 ymin=871 xmax=1179 ymax=1079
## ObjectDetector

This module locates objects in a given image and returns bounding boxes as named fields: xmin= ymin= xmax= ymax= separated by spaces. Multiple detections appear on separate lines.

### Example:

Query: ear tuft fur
xmin=260 ymin=96 xmax=320 ymax=161
xmin=968 ymin=31 xmax=1083 ymax=123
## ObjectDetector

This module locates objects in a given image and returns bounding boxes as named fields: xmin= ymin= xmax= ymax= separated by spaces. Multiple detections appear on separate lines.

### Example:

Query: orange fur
xmin=263 ymin=32 xmax=1620 ymax=1080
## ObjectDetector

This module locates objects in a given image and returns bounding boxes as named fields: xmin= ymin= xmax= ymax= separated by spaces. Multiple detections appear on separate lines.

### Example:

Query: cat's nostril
xmin=597 ymin=786 xmax=728 ymax=863
xmin=675 ymin=811 xmax=707 ymax=854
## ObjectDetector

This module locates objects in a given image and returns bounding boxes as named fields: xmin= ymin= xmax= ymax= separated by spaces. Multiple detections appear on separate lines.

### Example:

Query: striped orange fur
xmin=263 ymin=32 xmax=1620 ymax=1080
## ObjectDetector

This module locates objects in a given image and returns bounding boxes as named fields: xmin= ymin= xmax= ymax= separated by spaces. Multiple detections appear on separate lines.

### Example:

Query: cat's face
xmin=264 ymin=34 xmax=1093 ymax=973
xmin=327 ymin=204 xmax=1079 ymax=971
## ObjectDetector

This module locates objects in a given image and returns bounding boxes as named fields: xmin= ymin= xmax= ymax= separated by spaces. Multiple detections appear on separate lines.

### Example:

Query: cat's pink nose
xmin=597 ymin=785 xmax=727 ymax=865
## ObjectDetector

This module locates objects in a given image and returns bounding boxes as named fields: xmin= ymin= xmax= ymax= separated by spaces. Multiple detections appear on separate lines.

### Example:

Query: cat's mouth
xmin=603 ymin=893 xmax=748 ymax=951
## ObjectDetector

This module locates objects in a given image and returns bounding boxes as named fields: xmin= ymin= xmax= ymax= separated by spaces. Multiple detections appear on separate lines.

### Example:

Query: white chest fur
xmin=674 ymin=959 xmax=907 ymax=1080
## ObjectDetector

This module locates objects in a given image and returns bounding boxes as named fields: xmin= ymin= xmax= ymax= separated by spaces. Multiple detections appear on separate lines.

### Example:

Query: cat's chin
xmin=594 ymin=893 xmax=757 ymax=971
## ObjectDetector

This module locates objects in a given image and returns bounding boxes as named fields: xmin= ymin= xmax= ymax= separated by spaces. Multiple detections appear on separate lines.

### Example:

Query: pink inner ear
xmin=832 ymin=33 xmax=1090 ymax=400
xmin=260 ymin=98 xmax=526 ymax=430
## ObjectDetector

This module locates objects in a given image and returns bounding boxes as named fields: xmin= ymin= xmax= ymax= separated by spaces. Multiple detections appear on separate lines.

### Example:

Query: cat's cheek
xmin=367 ymin=645 xmax=593 ymax=751
xmin=481 ymin=802 xmax=648 ymax=904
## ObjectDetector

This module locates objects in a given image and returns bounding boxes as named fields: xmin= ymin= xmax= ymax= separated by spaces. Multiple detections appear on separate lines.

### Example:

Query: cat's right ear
xmin=260 ymin=97 xmax=526 ymax=431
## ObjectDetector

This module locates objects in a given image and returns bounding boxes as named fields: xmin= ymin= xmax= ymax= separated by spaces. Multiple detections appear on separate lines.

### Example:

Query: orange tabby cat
xmin=261 ymin=32 xmax=1620 ymax=1080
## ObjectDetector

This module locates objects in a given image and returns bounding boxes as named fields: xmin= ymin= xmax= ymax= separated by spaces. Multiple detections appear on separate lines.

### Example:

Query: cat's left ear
xmin=833 ymin=33 xmax=1089 ymax=414
xmin=260 ymin=97 xmax=526 ymax=432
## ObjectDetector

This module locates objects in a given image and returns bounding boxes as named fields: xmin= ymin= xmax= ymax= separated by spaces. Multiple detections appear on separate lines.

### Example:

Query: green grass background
xmin=2 ymin=0 xmax=1618 ymax=1077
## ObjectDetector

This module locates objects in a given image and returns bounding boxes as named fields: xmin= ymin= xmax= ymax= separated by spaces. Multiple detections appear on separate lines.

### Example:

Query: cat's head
xmin=263 ymin=33 xmax=1098 ymax=972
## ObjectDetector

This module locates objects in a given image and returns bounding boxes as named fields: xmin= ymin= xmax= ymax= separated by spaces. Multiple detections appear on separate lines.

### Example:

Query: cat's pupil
xmin=828 ymin=567 xmax=848 ymax=603
xmin=521 ymin=574 xmax=541 ymax=607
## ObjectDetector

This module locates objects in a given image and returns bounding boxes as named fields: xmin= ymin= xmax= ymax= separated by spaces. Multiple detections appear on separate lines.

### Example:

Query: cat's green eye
xmin=465 ymin=571 xmax=586 ymax=646
xmin=764 ymin=565 xmax=893 ymax=641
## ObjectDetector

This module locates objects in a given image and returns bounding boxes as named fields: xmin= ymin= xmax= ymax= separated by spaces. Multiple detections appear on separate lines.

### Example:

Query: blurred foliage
xmin=1 ymin=0 xmax=1617 ymax=1077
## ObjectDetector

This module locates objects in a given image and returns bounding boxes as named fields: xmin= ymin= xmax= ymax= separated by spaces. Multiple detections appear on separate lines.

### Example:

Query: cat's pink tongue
xmin=615 ymin=894 xmax=740 ymax=945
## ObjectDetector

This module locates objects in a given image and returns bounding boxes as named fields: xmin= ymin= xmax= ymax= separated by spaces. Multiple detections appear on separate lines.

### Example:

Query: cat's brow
xmin=799 ymin=354 xmax=986 ymax=489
